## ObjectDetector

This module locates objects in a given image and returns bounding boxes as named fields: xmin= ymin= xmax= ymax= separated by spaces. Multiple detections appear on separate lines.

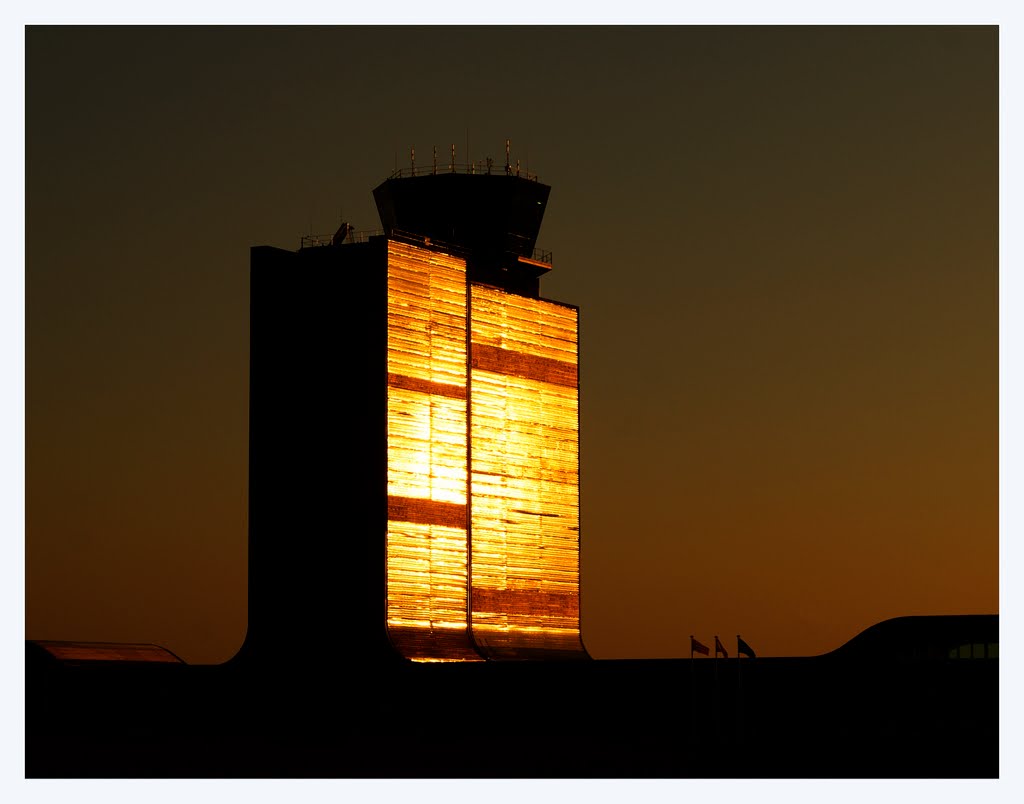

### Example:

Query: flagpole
xmin=737 ymin=634 xmax=743 ymax=747
xmin=689 ymin=635 xmax=695 ymax=747
xmin=713 ymin=635 xmax=720 ymax=745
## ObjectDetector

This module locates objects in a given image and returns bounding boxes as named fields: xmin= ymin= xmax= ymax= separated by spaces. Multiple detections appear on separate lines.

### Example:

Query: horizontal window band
xmin=470 ymin=344 xmax=578 ymax=388
xmin=388 ymin=496 xmax=468 ymax=529
xmin=471 ymin=588 xmax=579 ymax=618
xmin=387 ymin=373 xmax=467 ymax=399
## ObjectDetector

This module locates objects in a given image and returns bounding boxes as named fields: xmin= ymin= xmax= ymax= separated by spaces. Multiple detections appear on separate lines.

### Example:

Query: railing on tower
xmin=300 ymin=228 xmax=552 ymax=266
xmin=387 ymin=162 xmax=540 ymax=181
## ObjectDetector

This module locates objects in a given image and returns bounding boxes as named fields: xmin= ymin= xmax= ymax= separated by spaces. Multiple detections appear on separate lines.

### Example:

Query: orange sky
xmin=25 ymin=26 xmax=997 ymax=662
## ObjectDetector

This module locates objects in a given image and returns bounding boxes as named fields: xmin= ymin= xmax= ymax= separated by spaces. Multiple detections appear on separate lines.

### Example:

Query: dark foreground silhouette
xmin=26 ymin=613 xmax=997 ymax=778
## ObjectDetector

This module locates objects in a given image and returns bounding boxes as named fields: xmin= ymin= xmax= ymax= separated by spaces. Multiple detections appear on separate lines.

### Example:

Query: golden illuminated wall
xmin=469 ymin=286 xmax=585 ymax=659
xmin=386 ymin=241 xmax=480 ymax=661
xmin=386 ymin=239 xmax=585 ymax=661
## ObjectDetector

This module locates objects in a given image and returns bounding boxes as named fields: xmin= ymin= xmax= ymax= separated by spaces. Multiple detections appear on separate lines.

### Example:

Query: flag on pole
xmin=690 ymin=636 xmax=710 ymax=656
xmin=714 ymin=635 xmax=728 ymax=659
xmin=737 ymin=635 xmax=756 ymax=659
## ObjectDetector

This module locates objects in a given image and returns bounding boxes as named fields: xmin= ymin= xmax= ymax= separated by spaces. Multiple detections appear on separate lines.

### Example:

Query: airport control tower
xmin=243 ymin=144 xmax=587 ymax=669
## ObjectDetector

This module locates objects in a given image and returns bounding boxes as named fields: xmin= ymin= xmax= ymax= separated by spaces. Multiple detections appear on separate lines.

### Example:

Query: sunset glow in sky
xmin=25 ymin=25 xmax=997 ymax=663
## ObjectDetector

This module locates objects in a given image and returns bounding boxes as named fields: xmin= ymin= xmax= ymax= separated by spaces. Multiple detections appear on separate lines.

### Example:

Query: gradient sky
xmin=25 ymin=25 xmax=997 ymax=663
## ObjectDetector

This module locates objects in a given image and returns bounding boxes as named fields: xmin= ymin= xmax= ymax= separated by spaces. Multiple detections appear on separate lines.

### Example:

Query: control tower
xmin=242 ymin=145 xmax=587 ymax=670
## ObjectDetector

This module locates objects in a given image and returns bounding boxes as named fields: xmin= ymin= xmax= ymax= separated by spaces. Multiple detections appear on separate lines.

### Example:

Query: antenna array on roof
xmin=391 ymin=139 xmax=538 ymax=182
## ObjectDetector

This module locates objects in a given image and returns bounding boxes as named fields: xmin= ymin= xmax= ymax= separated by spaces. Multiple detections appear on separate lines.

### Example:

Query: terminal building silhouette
xmin=26 ymin=146 xmax=998 ymax=778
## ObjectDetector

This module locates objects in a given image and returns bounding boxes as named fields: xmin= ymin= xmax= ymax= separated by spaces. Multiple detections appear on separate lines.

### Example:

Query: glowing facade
xmin=468 ymin=285 xmax=582 ymax=659
xmin=373 ymin=167 xmax=586 ymax=661
xmin=383 ymin=236 xmax=585 ymax=661
xmin=385 ymin=241 xmax=477 ymax=660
